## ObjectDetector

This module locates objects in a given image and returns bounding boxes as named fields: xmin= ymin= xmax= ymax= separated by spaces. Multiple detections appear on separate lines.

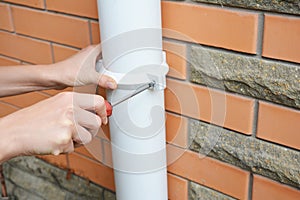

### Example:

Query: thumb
xmin=87 ymin=44 xmax=102 ymax=61
xmin=95 ymin=74 xmax=117 ymax=89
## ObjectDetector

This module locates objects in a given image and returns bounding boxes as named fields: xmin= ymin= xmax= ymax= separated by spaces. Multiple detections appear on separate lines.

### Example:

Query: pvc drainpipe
xmin=97 ymin=1 xmax=168 ymax=200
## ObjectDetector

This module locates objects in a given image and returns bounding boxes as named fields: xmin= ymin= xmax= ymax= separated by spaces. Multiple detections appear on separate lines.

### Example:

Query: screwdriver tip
xmin=149 ymin=81 xmax=156 ymax=89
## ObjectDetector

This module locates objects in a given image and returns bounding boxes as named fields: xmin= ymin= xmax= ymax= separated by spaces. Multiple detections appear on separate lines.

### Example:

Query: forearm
xmin=0 ymin=45 xmax=116 ymax=98
xmin=0 ymin=64 xmax=64 ymax=97
xmin=0 ymin=116 xmax=20 ymax=164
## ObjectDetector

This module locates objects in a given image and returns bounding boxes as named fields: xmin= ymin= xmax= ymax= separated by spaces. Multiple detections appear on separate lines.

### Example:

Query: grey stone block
xmin=2 ymin=157 xmax=105 ymax=199
xmin=104 ymin=190 xmax=116 ymax=200
xmin=190 ymin=45 xmax=300 ymax=108
xmin=191 ymin=0 xmax=300 ymax=15
xmin=189 ymin=119 xmax=300 ymax=189
xmin=4 ymin=164 xmax=66 ymax=200
xmin=189 ymin=182 xmax=236 ymax=200
xmin=65 ymin=191 xmax=103 ymax=200
xmin=5 ymin=179 xmax=43 ymax=200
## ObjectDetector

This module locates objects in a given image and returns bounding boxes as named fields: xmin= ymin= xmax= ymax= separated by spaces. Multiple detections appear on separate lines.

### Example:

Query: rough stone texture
xmin=189 ymin=182 xmax=236 ymax=200
xmin=189 ymin=119 xmax=300 ymax=189
xmin=5 ymin=179 xmax=44 ymax=200
xmin=2 ymin=157 xmax=105 ymax=200
xmin=191 ymin=0 xmax=300 ymax=15
xmin=5 ymin=166 xmax=67 ymax=199
xmin=104 ymin=190 xmax=116 ymax=200
xmin=190 ymin=45 xmax=300 ymax=109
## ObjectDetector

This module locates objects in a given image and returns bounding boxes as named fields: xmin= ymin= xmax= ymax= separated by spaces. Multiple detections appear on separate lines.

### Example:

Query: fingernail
xmin=107 ymin=81 xmax=116 ymax=89
xmin=52 ymin=150 xmax=60 ymax=156
xmin=103 ymin=117 xmax=108 ymax=125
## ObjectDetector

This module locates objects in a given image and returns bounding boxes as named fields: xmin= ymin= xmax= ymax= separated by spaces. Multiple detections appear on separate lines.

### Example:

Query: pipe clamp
xmin=96 ymin=51 xmax=169 ymax=90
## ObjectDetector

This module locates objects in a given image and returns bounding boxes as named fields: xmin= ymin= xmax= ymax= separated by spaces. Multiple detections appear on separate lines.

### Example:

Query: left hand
xmin=55 ymin=44 xmax=117 ymax=90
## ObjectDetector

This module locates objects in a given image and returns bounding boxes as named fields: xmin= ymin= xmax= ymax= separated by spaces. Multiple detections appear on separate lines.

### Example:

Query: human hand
xmin=0 ymin=92 xmax=106 ymax=163
xmin=55 ymin=44 xmax=117 ymax=90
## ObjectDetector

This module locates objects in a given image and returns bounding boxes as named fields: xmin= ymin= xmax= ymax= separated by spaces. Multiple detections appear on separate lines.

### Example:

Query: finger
xmin=52 ymin=139 xmax=74 ymax=155
xmin=96 ymin=74 xmax=117 ymax=90
xmin=74 ymin=108 xmax=102 ymax=137
xmin=62 ymin=140 xmax=74 ymax=153
xmin=73 ymin=93 xmax=108 ymax=124
xmin=80 ymin=44 xmax=101 ymax=58
xmin=89 ymin=44 xmax=102 ymax=63
xmin=73 ymin=125 xmax=93 ymax=144
xmin=84 ymin=44 xmax=116 ymax=89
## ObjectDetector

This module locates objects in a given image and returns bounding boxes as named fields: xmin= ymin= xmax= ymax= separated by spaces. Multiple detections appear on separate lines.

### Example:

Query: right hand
xmin=0 ymin=92 xmax=106 ymax=163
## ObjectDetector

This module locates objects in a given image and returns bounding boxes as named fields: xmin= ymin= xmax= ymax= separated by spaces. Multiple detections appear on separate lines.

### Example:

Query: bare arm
xmin=0 ymin=44 xmax=116 ymax=97
xmin=0 ymin=92 xmax=107 ymax=164
xmin=0 ymin=45 xmax=117 ymax=163
xmin=0 ymin=64 xmax=63 ymax=97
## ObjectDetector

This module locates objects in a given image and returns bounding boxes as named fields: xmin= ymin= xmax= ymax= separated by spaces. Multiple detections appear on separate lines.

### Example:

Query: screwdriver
xmin=105 ymin=81 xmax=155 ymax=117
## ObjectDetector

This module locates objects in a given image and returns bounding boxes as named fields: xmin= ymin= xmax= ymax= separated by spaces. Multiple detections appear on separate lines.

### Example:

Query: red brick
xmin=257 ymin=101 xmax=300 ymax=150
xmin=69 ymin=152 xmax=115 ymax=191
xmin=162 ymin=1 xmax=258 ymax=54
xmin=75 ymin=137 xmax=103 ymax=162
xmin=37 ymin=154 xmax=68 ymax=169
xmin=166 ymin=112 xmax=188 ymax=148
xmin=12 ymin=6 xmax=90 ymax=48
xmin=0 ymin=101 xmax=19 ymax=117
xmin=253 ymin=175 xmax=300 ymax=200
xmin=52 ymin=43 xmax=79 ymax=63
xmin=3 ymin=0 xmax=44 ymax=9
xmin=167 ymin=148 xmax=249 ymax=199
xmin=163 ymin=41 xmax=186 ymax=80
xmin=0 ymin=3 xmax=13 ymax=31
xmin=263 ymin=15 xmax=300 ymax=63
xmin=74 ymin=146 xmax=92 ymax=158
xmin=46 ymin=0 xmax=98 ymax=19
xmin=50 ymin=85 xmax=97 ymax=98
xmin=0 ymin=31 xmax=52 ymax=64
xmin=165 ymin=79 xmax=255 ymax=134
xmin=102 ymin=139 xmax=113 ymax=168
xmin=36 ymin=91 xmax=51 ymax=97
xmin=0 ymin=55 xmax=20 ymax=66
xmin=96 ymin=123 xmax=110 ymax=140
xmin=90 ymin=21 xmax=100 ymax=44
xmin=168 ymin=173 xmax=188 ymax=200
xmin=1 ymin=92 xmax=49 ymax=108
xmin=42 ymin=87 xmax=73 ymax=96
xmin=97 ymin=87 xmax=106 ymax=98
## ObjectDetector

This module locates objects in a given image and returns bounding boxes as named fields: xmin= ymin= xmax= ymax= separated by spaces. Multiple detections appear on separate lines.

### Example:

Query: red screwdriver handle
xmin=105 ymin=100 xmax=113 ymax=117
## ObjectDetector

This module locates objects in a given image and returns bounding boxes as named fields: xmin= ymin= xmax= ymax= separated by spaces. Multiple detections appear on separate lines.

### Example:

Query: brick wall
xmin=0 ymin=0 xmax=299 ymax=199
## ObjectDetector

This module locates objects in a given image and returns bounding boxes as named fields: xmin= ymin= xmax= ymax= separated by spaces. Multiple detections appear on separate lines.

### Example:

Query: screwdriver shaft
xmin=111 ymin=81 xmax=155 ymax=107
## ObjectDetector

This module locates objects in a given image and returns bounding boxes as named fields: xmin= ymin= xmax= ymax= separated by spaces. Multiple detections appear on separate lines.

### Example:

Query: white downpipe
xmin=97 ymin=1 xmax=168 ymax=200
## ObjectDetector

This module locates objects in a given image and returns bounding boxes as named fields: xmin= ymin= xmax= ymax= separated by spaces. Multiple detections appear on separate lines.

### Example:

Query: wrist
xmin=40 ymin=63 xmax=68 ymax=90
xmin=0 ymin=117 xmax=20 ymax=163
